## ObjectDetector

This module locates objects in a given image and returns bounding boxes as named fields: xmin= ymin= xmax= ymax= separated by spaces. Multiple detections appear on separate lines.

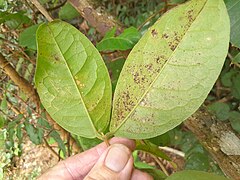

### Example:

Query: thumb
xmin=84 ymin=143 xmax=133 ymax=180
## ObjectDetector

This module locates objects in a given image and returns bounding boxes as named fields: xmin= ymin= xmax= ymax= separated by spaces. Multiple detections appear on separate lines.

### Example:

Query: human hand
xmin=38 ymin=137 xmax=153 ymax=180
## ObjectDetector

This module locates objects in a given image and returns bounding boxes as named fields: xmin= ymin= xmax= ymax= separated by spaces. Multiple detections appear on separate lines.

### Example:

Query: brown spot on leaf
xmin=54 ymin=55 xmax=60 ymax=61
xmin=170 ymin=44 xmax=177 ymax=51
xmin=151 ymin=29 xmax=158 ymax=37
xmin=156 ymin=57 xmax=160 ymax=63
xmin=145 ymin=63 xmax=153 ymax=71
xmin=162 ymin=33 xmax=169 ymax=39
xmin=133 ymin=71 xmax=146 ymax=84
xmin=155 ymin=55 xmax=167 ymax=64
xmin=168 ymin=32 xmax=181 ymax=51
xmin=187 ymin=9 xmax=194 ymax=23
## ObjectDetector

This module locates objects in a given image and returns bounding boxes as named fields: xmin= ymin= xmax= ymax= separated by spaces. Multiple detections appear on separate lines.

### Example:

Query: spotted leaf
xmin=110 ymin=0 xmax=230 ymax=139
xmin=35 ymin=20 xmax=112 ymax=138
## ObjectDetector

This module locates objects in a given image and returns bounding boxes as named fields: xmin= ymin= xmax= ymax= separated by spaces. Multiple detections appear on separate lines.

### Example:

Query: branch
xmin=35 ymin=0 xmax=67 ymax=14
xmin=0 ymin=53 xmax=40 ymax=106
xmin=43 ymin=137 xmax=63 ymax=160
xmin=0 ymin=94 xmax=21 ymax=115
xmin=68 ymin=0 xmax=123 ymax=36
xmin=30 ymin=0 xmax=53 ymax=22
xmin=184 ymin=108 xmax=240 ymax=179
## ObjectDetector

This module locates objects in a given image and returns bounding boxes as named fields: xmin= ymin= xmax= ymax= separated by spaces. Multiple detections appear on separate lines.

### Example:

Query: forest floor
xmin=4 ymin=136 xmax=58 ymax=179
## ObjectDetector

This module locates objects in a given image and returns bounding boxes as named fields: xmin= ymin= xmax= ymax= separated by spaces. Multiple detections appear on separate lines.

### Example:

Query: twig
xmin=35 ymin=0 xmax=67 ymax=14
xmin=0 ymin=37 xmax=35 ymax=65
xmin=43 ymin=137 xmax=62 ymax=159
xmin=1 ymin=87 xmax=38 ymax=115
xmin=158 ymin=146 xmax=185 ymax=157
xmin=163 ymin=0 xmax=168 ymax=12
xmin=138 ymin=8 xmax=164 ymax=30
xmin=0 ymin=94 xmax=21 ymax=115
xmin=0 ymin=109 xmax=15 ymax=120
xmin=151 ymin=155 xmax=169 ymax=176
xmin=215 ymin=79 xmax=221 ymax=99
xmin=30 ymin=0 xmax=53 ymax=22
xmin=24 ymin=0 xmax=36 ymax=12
xmin=217 ymin=96 xmax=233 ymax=103
xmin=109 ymin=56 xmax=125 ymax=62
xmin=67 ymin=132 xmax=71 ymax=157
xmin=24 ymin=0 xmax=38 ymax=23
xmin=137 ymin=2 xmax=179 ymax=31
xmin=228 ymin=52 xmax=240 ymax=68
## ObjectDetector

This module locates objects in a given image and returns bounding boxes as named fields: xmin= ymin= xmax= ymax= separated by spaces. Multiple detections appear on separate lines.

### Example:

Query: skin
xmin=38 ymin=137 xmax=153 ymax=180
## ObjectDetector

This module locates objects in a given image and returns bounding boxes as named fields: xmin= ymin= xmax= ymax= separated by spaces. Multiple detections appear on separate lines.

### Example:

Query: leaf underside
xmin=110 ymin=0 xmax=230 ymax=139
xmin=35 ymin=20 xmax=112 ymax=138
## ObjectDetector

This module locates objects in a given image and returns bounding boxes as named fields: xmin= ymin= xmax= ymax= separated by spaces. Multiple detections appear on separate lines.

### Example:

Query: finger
xmin=61 ymin=138 xmax=135 ymax=179
xmin=38 ymin=137 xmax=135 ymax=179
xmin=110 ymin=137 xmax=136 ymax=151
xmin=131 ymin=169 xmax=153 ymax=180
xmin=84 ymin=144 xmax=134 ymax=180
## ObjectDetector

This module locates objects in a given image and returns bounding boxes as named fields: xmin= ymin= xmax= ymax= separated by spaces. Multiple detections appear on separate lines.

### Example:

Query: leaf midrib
xmin=47 ymin=25 xmax=98 ymax=136
xmin=111 ymin=0 xmax=208 ymax=134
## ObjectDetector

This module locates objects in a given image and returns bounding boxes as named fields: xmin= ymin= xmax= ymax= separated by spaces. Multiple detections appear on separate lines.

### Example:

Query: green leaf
xmin=166 ymin=170 xmax=228 ymax=180
xmin=7 ymin=116 xmax=20 ymax=144
xmin=135 ymin=140 xmax=171 ymax=161
xmin=0 ymin=116 xmax=5 ymax=128
xmin=59 ymin=3 xmax=80 ymax=20
xmin=0 ymin=130 xmax=5 ymax=150
xmin=232 ymin=52 xmax=240 ymax=63
xmin=39 ymin=0 xmax=51 ymax=4
xmin=208 ymin=102 xmax=230 ymax=121
xmin=104 ymin=27 xmax=117 ymax=39
xmin=185 ymin=152 xmax=210 ymax=171
xmin=110 ymin=0 xmax=230 ymax=139
xmin=35 ymin=20 xmax=112 ymax=138
xmin=19 ymin=24 xmax=41 ymax=50
xmin=106 ymin=58 xmax=125 ymax=92
xmin=16 ymin=124 xmax=23 ymax=142
xmin=37 ymin=117 xmax=52 ymax=129
xmin=170 ymin=0 xmax=186 ymax=3
xmin=232 ymin=74 xmax=240 ymax=99
xmin=224 ymin=0 xmax=240 ymax=48
xmin=0 ymin=0 xmax=7 ymax=10
xmin=133 ymin=151 xmax=167 ymax=180
xmin=142 ymin=169 xmax=167 ymax=180
xmin=229 ymin=111 xmax=240 ymax=133
xmin=0 ymin=94 xmax=7 ymax=112
xmin=0 ymin=11 xmax=31 ymax=29
xmin=97 ymin=27 xmax=141 ymax=51
xmin=147 ymin=133 xmax=171 ymax=146
xmin=75 ymin=136 xmax=102 ymax=151
xmin=119 ymin=27 xmax=141 ymax=44
xmin=49 ymin=131 xmax=66 ymax=157
xmin=220 ymin=69 xmax=238 ymax=87
xmin=24 ymin=122 xmax=41 ymax=145
xmin=133 ymin=151 xmax=155 ymax=169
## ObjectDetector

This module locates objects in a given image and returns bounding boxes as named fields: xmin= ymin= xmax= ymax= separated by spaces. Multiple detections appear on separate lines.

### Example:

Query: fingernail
xmin=104 ymin=144 xmax=131 ymax=172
